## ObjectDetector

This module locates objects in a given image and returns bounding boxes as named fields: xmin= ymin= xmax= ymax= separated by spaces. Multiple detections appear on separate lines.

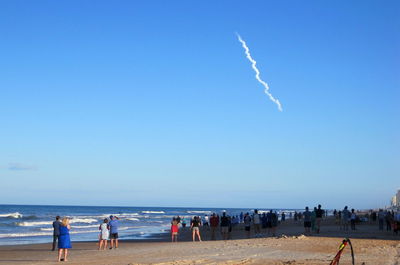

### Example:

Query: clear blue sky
xmin=0 ymin=0 xmax=399 ymax=209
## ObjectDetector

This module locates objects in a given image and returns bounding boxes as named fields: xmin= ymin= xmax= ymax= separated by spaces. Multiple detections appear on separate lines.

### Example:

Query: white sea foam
xmin=141 ymin=211 xmax=165 ymax=214
xmin=16 ymin=218 xmax=97 ymax=227
xmin=186 ymin=211 xmax=212 ymax=214
xmin=69 ymin=230 xmax=99 ymax=234
xmin=0 ymin=227 xmax=122 ymax=238
xmin=126 ymin=218 xmax=140 ymax=221
xmin=0 ymin=232 xmax=52 ymax=238
xmin=39 ymin=228 xmax=54 ymax=231
xmin=0 ymin=212 xmax=23 ymax=218
xmin=16 ymin=221 xmax=52 ymax=227
xmin=69 ymin=218 xmax=97 ymax=224
xmin=72 ymin=224 xmax=99 ymax=229
xmin=96 ymin=213 xmax=139 ymax=219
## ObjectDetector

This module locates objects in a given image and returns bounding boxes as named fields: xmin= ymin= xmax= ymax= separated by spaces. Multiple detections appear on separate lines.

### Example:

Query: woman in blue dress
xmin=58 ymin=217 xmax=72 ymax=262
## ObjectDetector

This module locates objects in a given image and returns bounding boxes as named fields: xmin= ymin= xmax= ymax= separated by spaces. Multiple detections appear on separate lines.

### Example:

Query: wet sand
xmin=0 ymin=218 xmax=399 ymax=265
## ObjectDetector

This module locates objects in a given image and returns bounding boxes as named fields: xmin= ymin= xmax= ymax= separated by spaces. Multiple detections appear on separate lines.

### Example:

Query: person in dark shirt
xmin=315 ymin=204 xmax=324 ymax=234
xmin=52 ymin=216 xmax=62 ymax=251
xmin=190 ymin=216 xmax=202 ymax=242
xmin=243 ymin=213 xmax=252 ymax=238
xmin=220 ymin=212 xmax=230 ymax=240
xmin=303 ymin=207 xmax=312 ymax=235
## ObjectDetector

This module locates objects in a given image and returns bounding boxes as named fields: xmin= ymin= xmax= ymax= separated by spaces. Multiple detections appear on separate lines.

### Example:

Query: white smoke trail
xmin=236 ymin=33 xmax=282 ymax=111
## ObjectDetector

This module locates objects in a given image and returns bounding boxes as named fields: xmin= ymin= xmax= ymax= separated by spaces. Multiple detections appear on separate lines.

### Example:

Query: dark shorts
xmin=245 ymin=226 xmax=250 ymax=231
xmin=110 ymin=233 xmax=118 ymax=239
xmin=304 ymin=221 xmax=311 ymax=228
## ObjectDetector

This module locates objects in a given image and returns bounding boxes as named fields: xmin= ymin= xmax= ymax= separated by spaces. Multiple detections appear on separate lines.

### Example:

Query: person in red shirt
xmin=171 ymin=218 xmax=179 ymax=242
xmin=209 ymin=213 xmax=219 ymax=240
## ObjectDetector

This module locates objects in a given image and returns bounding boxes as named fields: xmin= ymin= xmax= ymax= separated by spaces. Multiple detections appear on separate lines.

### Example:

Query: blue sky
xmin=0 ymin=0 xmax=399 ymax=209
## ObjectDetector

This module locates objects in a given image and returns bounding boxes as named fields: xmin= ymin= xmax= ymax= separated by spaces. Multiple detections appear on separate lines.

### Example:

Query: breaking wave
xmin=0 ymin=212 xmax=23 ymax=219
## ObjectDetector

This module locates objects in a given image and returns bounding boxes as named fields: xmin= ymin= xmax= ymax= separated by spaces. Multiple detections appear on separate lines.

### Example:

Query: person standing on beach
xmin=253 ymin=210 xmax=261 ymax=238
xmin=210 ymin=213 xmax=219 ymax=240
xmin=303 ymin=207 xmax=312 ymax=235
xmin=385 ymin=211 xmax=393 ymax=231
xmin=98 ymin=219 xmax=109 ymax=250
xmin=190 ymin=216 xmax=202 ymax=242
xmin=315 ymin=204 xmax=324 ymax=234
xmin=244 ymin=213 xmax=252 ymax=238
xmin=342 ymin=206 xmax=350 ymax=231
xmin=261 ymin=213 xmax=268 ymax=234
xmin=108 ymin=215 xmax=119 ymax=249
xmin=311 ymin=207 xmax=317 ymax=232
xmin=204 ymin=215 xmax=209 ymax=226
xmin=350 ymin=209 xmax=357 ymax=230
xmin=270 ymin=211 xmax=278 ymax=237
xmin=58 ymin=217 xmax=71 ymax=262
xmin=378 ymin=209 xmax=385 ymax=230
xmin=52 ymin=216 xmax=62 ymax=251
xmin=171 ymin=218 xmax=179 ymax=242
xmin=220 ymin=212 xmax=230 ymax=240
xmin=181 ymin=217 xmax=187 ymax=228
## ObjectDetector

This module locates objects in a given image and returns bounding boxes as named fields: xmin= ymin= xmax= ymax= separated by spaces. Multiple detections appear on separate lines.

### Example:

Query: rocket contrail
xmin=236 ymin=33 xmax=282 ymax=111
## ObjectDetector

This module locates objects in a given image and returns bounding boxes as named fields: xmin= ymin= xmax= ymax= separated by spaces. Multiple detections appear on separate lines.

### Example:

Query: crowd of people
xmin=51 ymin=215 xmax=120 ymax=262
xmin=169 ymin=209 xmax=281 ymax=242
xmin=50 ymin=206 xmax=400 ymax=261
xmin=331 ymin=208 xmax=400 ymax=233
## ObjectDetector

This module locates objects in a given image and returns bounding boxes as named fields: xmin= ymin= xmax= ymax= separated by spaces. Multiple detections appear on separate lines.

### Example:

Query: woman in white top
xmin=98 ymin=219 xmax=109 ymax=250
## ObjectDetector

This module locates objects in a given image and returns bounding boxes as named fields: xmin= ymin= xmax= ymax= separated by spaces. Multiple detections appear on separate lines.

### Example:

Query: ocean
xmin=0 ymin=205 xmax=302 ymax=246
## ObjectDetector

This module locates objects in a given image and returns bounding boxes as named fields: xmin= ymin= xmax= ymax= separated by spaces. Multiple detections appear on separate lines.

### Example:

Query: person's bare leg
xmin=104 ymin=240 xmax=108 ymax=250
xmin=110 ymin=239 xmax=114 ymax=249
xmin=115 ymin=239 xmax=118 ymax=248
xmin=64 ymin=249 xmax=68 ymax=261
xmin=192 ymin=231 xmax=195 ymax=241
xmin=197 ymin=231 xmax=202 ymax=242
xmin=58 ymin=249 xmax=62 ymax=262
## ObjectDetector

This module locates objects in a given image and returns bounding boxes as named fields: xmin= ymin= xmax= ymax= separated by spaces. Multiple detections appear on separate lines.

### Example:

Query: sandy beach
xmin=0 ymin=218 xmax=399 ymax=265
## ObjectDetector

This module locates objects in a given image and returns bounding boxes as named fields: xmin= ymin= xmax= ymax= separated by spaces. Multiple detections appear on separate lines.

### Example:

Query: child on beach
xmin=171 ymin=218 xmax=179 ymax=242
xmin=98 ymin=219 xmax=109 ymax=250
